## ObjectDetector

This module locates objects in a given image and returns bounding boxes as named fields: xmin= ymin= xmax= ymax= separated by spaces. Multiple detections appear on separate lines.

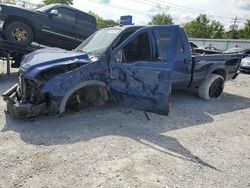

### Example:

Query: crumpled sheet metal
xmin=20 ymin=25 xmax=182 ymax=115
xmin=39 ymin=58 xmax=171 ymax=115
xmin=108 ymin=64 xmax=171 ymax=115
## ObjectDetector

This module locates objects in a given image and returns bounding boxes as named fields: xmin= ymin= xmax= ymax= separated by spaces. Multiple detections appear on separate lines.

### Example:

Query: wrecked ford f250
xmin=3 ymin=25 xmax=243 ymax=118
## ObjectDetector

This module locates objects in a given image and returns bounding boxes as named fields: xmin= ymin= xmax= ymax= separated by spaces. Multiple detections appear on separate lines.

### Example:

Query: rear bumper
xmin=2 ymin=84 xmax=46 ymax=119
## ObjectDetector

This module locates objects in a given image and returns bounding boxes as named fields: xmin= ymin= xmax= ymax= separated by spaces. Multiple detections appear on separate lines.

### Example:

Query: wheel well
xmin=212 ymin=69 xmax=227 ymax=80
xmin=3 ymin=16 xmax=35 ymax=37
xmin=59 ymin=81 xmax=110 ymax=113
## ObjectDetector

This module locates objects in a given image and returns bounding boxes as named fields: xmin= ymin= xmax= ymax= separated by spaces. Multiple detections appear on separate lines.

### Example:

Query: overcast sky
xmin=32 ymin=0 xmax=250 ymax=29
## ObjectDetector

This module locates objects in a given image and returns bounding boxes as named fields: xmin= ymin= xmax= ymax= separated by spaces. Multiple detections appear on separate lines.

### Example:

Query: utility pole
xmin=231 ymin=16 xmax=239 ymax=39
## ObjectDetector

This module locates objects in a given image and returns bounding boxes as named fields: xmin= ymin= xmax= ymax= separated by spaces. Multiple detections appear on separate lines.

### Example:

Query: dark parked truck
xmin=0 ymin=3 xmax=96 ymax=49
xmin=2 ymin=25 xmax=243 ymax=118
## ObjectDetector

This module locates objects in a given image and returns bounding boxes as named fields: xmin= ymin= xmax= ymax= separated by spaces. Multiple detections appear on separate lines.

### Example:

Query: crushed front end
xmin=2 ymin=48 xmax=95 ymax=119
xmin=2 ymin=70 xmax=47 ymax=119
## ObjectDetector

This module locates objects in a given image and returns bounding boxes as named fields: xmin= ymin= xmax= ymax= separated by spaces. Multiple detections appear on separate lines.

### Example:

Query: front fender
xmin=59 ymin=80 xmax=108 ymax=113
xmin=40 ymin=60 xmax=109 ymax=112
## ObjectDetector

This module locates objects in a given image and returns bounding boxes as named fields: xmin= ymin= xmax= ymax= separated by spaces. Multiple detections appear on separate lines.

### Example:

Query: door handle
xmin=43 ymin=25 xmax=50 ymax=29
xmin=157 ymin=57 xmax=166 ymax=63
xmin=184 ymin=59 xmax=191 ymax=65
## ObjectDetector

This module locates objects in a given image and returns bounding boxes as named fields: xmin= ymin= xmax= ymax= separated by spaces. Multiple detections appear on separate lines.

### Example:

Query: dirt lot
xmin=0 ymin=65 xmax=250 ymax=188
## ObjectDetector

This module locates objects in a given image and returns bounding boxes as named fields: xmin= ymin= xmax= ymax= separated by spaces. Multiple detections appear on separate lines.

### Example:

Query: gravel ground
xmin=0 ymin=65 xmax=250 ymax=188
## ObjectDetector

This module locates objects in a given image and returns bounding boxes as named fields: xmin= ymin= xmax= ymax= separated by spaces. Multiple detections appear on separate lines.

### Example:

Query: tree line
xmin=93 ymin=12 xmax=250 ymax=39
xmin=149 ymin=13 xmax=250 ymax=39
xmin=88 ymin=10 xmax=250 ymax=39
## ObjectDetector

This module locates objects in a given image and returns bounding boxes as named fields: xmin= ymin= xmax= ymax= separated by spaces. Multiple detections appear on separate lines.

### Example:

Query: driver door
xmin=108 ymin=26 xmax=177 ymax=115
xmin=41 ymin=7 xmax=78 ymax=49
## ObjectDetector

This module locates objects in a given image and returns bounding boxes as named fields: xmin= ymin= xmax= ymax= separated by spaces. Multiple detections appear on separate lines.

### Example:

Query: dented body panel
xmin=2 ymin=25 xmax=243 ymax=118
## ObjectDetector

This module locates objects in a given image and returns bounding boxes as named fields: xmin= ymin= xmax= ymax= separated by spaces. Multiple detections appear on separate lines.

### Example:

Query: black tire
xmin=12 ymin=54 xmax=23 ymax=68
xmin=198 ymin=73 xmax=225 ymax=100
xmin=5 ymin=21 xmax=33 ymax=46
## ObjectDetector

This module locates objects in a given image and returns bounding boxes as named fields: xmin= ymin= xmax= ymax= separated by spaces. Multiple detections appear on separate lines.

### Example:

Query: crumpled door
xmin=108 ymin=26 xmax=177 ymax=115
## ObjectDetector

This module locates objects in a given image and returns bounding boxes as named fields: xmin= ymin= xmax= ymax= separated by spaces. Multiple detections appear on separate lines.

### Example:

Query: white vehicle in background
xmin=240 ymin=57 xmax=250 ymax=73
xmin=224 ymin=48 xmax=247 ymax=54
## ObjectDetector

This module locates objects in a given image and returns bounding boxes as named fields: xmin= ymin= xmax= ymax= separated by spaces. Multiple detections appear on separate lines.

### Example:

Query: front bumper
xmin=2 ymin=84 xmax=46 ymax=119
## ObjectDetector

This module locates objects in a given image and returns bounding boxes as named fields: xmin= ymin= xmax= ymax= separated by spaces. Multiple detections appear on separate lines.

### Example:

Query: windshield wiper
xmin=36 ymin=10 xmax=45 ymax=13
xmin=77 ymin=49 xmax=88 ymax=54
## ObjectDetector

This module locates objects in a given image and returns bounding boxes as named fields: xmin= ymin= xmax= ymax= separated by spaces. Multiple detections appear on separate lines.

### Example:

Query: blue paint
xmin=21 ymin=48 xmax=90 ymax=79
xmin=16 ymin=25 xmax=242 ymax=116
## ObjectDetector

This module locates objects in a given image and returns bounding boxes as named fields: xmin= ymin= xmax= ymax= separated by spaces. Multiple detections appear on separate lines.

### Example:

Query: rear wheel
xmin=198 ymin=74 xmax=224 ymax=100
xmin=5 ymin=21 xmax=33 ymax=46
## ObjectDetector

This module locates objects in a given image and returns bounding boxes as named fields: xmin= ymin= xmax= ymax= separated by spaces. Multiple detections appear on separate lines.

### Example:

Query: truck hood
xmin=21 ymin=49 xmax=90 ymax=79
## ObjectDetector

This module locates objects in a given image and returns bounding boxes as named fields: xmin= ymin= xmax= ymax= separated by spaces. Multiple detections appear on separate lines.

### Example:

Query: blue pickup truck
xmin=3 ymin=25 xmax=243 ymax=118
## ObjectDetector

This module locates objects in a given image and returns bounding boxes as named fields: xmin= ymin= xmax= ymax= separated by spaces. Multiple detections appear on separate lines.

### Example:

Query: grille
xmin=18 ymin=71 xmax=40 ymax=104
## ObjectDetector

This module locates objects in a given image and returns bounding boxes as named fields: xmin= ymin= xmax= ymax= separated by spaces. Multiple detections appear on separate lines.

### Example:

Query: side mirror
xmin=113 ymin=49 xmax=123 ymax=63
xmin=156 ymin=56 xmax=166 ymax=63
xmin=49 ymin=9 xmax=58 ymax=17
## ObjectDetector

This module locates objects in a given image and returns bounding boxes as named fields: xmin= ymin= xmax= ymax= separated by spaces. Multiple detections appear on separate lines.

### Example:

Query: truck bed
xmin=192 ymin=53 xmax=244 ymax=62
xmin=190 ymin=53 xmax=243 ymax=88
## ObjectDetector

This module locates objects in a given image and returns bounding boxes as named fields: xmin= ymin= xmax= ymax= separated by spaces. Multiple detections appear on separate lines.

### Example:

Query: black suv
xmin=0 ymin=3 xmax=96 ymax=50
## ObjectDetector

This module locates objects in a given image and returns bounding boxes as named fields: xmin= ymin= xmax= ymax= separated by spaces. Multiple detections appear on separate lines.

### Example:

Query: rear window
xmin=77 ymin=12 xmax=96 ymax=29
xmin=154 ymin=29 xmax=172 ymax=59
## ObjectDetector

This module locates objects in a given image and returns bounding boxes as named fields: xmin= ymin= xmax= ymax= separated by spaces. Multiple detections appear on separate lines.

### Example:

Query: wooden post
xmin=7 ymin=53 xmax=10 ymax=75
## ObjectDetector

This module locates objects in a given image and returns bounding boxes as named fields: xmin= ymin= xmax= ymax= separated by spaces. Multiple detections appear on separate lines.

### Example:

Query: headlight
xmin=0 ymin=6 xmax=3 ymax=29
xmin=0 ymin=20 xmax=3 ymax=29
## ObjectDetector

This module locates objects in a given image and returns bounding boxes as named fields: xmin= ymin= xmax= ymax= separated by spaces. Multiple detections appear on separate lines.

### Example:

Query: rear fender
xmin=204 ymin=66 xmax=227 ymax=84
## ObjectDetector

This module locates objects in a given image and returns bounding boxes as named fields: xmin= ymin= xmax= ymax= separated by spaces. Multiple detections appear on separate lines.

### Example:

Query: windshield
xmin=36 ymin=4 xmax=55 ymax=12
xmin=75 ymin=28 xmax=122 ymax=56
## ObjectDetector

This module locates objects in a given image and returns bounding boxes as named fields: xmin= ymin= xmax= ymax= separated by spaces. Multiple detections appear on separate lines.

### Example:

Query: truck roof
xmin=102 ymin=24 xmax=180 ymax=31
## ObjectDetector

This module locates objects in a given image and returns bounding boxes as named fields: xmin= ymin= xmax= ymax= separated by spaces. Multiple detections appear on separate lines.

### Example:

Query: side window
xmin=76 ymin=13 xmax=96 ymax=37
xmin=154 ymin=29 xmax=172 ymax=60
xmin=55 ymin=8 xmax=76 ymax=23
xmin=77 ymin=13 xmax=95 ymax=28
xmin=121 ymin=32 xmax=151 ymax=63
xmin=113 ymin=30 xmax=136 ymax=49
